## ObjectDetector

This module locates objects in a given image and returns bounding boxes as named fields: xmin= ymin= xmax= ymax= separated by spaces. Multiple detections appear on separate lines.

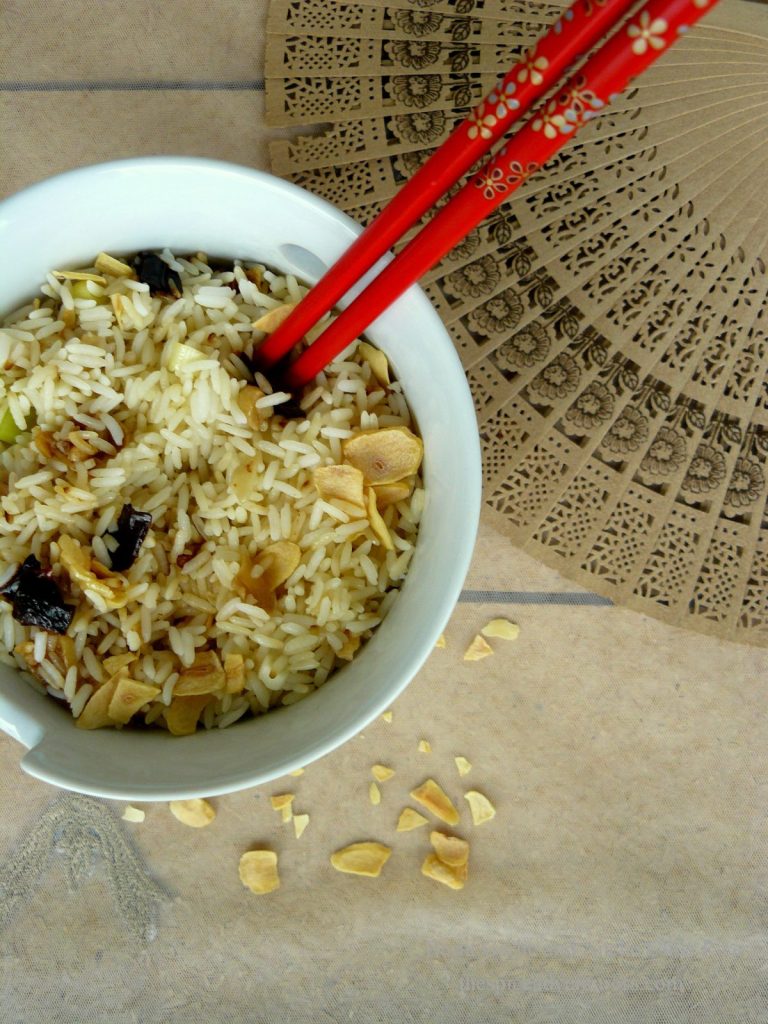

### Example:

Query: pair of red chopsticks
xmin=258 ymin=0 xmax=722 ymax=389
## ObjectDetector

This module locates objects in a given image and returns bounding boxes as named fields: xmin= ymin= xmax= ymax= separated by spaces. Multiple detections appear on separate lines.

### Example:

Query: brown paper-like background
xmin=2 ymin=2 xmax=768 ymax=1022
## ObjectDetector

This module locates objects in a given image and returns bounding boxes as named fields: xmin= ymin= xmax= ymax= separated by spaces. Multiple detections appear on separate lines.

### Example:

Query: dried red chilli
xmin=108 ymin=504 xmax=152 ymax=572
xmin=133 ymin=252 xmax=182 ymax=298
xmin=0 ymin=555 xmax=75 ymax=634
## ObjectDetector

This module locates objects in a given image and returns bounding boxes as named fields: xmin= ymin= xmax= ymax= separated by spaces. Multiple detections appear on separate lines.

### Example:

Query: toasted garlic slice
xmin=239 ymin=850 xmax=280 ymax=894
xmin=343 ymin=426 xmax=423 ymax=485
xmin=421 ymin=853 xmax=467 ymax=890
xmin=430 ymin=831 xmax=469 ymax=868
xmin=169 ymin=798 xmax=216 ymax=828
xmin=252 ymin=303 xmax=296 ymax=333
xmin=463 ymin=635 xmax=493 ymax=661
xmin=330 ymin=842 xmax=392 ymax=877
xmin=396 ymin=807 xmax=429 ymax=832
xmin=313 ymin=463 xmax=366 ymax=509
xmin=481 ymin=618 xmax=520 ymax=641
xmin=410 ymin=779 xmax=460 ymax=826
xmin=464 ymin=790 xmax=496 ymax=826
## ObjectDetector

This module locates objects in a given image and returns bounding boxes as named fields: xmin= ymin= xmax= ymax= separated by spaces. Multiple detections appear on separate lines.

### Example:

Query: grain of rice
xmin=70 ymin=683 xmax=93 ymax=718
xmin=32 ymin=630 xmax=47 ymax=663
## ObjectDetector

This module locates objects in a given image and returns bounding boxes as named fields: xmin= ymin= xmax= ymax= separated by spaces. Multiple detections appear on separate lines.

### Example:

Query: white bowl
xmin=0 ymin=157 xmax=481 ymax=800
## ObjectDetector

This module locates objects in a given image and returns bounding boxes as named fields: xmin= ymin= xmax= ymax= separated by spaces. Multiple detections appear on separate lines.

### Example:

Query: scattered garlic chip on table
xmin=169 ymin=799 xmax=216 ymax=828
xmin=430 ymin=831 xmax=469 ymax=868
xmin=464 ymin=790 xmax=496 ymax=826
xmin=410 ymin=779 xmax=460 ymax=826
xmin=293 ymin=814 xmax=309 ymax=839
xmin=330 ymin=842 xmax=392 ymax=877
xmin=418 ymin=739 xmax=432 ymax=754
xmin=239 ymin=850 xmax=280 ymax=894
xmin=371 ymin=764 xmax=395 ymax=782
xmin=422 ymin=853 xmax=468 ymax=891
xmin=397 ymin=807 xmax=429 ymax=832
xmin=454 ymin=756 xmax=472 ymax=777
xmin=122 ymin=806 xmax=145 ymax=823
xmin=369 ymin=782 xmax=381 ymax=805
xmin=481 ymin=618 xmax=520 ymax=641
xmin=434 ymin=633 xmax=447 ymax=649
xmin=463 ymin=635 xmax=494 ymax=661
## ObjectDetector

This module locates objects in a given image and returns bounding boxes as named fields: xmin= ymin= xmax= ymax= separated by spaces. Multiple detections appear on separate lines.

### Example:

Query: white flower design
xmin=531 ymin=100 xmax=578 ymax=140
xmin=627 ymin=11 xmax=669 ymax=55
xmin=505 ymin=160 xmax=539 ymax=187
xmin=475 ymin=166 xmax=508 ymax=202
xmin=467 ymin=106 xmax=497 ymax=140
xmin=487 ymin=81 xmax=520 ymax=120
xmin=517 ymin=49 xmax=550 ymax=87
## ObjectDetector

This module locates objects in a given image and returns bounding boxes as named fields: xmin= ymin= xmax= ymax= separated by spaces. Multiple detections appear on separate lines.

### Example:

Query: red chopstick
xmin=256 ymin=0 xmax=638 ymax=371
xmin=269 ymin=0 xmax=722 ymax=389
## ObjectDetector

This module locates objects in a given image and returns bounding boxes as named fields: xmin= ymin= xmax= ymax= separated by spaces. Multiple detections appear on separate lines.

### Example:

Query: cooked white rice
xmin=0 ymin=252 xmax=423 ymax=732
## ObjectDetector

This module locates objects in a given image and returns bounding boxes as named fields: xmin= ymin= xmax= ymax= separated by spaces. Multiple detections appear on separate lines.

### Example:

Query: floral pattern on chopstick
xmin=470 ymin=0 xmax=710 ymax=205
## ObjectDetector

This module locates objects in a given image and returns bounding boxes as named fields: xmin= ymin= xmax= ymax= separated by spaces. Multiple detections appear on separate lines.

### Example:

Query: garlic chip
xmin=365 ymin=486 xmax=394 ymax=550
xmin=381 ymin=711 xmax=393 ymax=723
xmin=481 ymin=618 xmax=520 ymax=641
xmin=464 ymin=790 xmax=496 ymax=826
xmin=174 ymin=650 xmax=226 ymax=696
xmin=252 ymin=303 xmax=296 ymax=333
xmin=76 ymin=676 xmax=119 ymax=730
xmin=358 ymin=341 xmax=390 ymax=386
xmin=369 ymin=782 xmax=381 ymax=805
xmin=396 ymin=808 xmax=429 ymax=832
xmin=454 ymin=756 xmax=472 ymax=777
xmin=330 ymin=842 xmax=392 ymax=877
xmin=237 ymin=385 xmax=267 ymax=429
xmin=239 ymin=850 xmax=280 ymax=894
xmin=59 ymin=535 xmax=129 ymax=611
xmin=313 ymin=464 xmax=365 ymax=509
xmin=463 ymin=634 xmax=494 ymax=661
xmin=108 ymin=677 xmax=161 ymax=724
xmin=94 ymin=252 xmax=134 ymax=278
xmin=372 ymin=480 xmax=411 ymax=509
xmin=410 ymin=779 xmax=460 ymax=826
xmin=430 ymin=831 xmax=469 ymax=868
xmin=271 ymin=793 xmax=295 ymax=813
xmin=289 ymin=768 xmax=305 ymax=777
xmin=293 ymin=813 xmax=309 ymax=839
xmin=434 ymin=633 xmax=447 ymax=649
xmin=121 ymin=805 xmax=145 ymax=823
xmin=52 ymin=269 xmax=107 ymax=284
xmin=102 ymin=653 xmax=137 ymax=677
xmin=418 ymin=739 xmax=432 ymax=754
xmin=169 ymin=798 xmax=216 ymax=828
xmin=223 ymin=653 xmax=245 ymax=694
xmin=371 ymin=764 xmax=395 ymax=783
xmin=421 ymin=853 xmax=467 ymax=890
xmin=343 ymin=426 xmax=423 ymax=485
xmin=164 ymin=694 xmax=209 ymax=736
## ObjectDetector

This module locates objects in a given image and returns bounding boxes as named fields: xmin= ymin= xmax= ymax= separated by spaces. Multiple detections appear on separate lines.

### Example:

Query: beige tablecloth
xmin=2 ymin=3 xmax=768 ymax=1022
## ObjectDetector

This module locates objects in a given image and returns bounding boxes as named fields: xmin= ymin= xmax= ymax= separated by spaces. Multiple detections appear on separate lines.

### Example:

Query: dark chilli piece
xmin=0 ymin=555 xmax=75 ymax=634
xmin=109 ymin=504 xmax=152 ymax=572
xmin=133 ymin=252 xmax=182 ymax=298
xmin=274 ymin=397 xmax=306 ymax=420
